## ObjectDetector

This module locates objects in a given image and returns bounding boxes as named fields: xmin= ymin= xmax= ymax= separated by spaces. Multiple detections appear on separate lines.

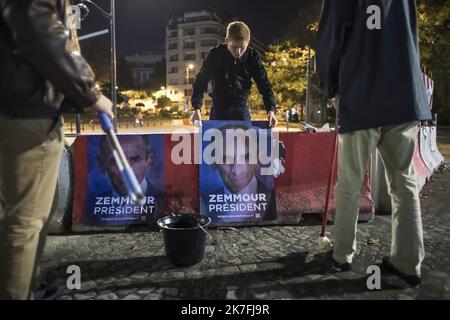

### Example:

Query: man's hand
xmin=89 ymin=94 xmax=114 ymax=119
xmin=190 ymin=109 xmax=202 ymax=127
xmin=268 ymin=111 xmax=278 ymax=128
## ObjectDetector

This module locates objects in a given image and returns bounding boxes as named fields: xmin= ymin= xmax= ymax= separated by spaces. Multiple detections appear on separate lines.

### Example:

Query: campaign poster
xmin=83 ymin=134 xmax=164 ymax=226
xmin=200 ymin=120 xmax=276 ymax=225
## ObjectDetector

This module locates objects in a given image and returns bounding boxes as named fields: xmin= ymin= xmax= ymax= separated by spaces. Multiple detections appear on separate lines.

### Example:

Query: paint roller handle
xmin=122 ymin=166 xmax=146 ymax=206
xmin=97 ymin=112 xmax=146 ymax=206
xmin=98 ymin=111 xmax=114 ymax=132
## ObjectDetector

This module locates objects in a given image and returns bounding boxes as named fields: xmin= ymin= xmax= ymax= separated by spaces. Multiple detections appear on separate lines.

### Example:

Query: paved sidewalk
xmin=40 ymin=130 xmax=450 ymax=300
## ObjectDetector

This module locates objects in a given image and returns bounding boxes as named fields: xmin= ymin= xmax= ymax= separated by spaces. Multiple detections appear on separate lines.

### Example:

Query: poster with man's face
xmin=84 ymin=134 xmax=164 ymax=226
xmin=200 ymin=121 xmax=277 ymax=225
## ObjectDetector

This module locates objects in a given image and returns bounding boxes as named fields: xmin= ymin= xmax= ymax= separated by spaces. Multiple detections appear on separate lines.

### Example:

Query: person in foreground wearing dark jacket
xmin=190 ymin=21 xmax=278 ymax=127
xmin=0 ymin=0 xmax=113 ymax=299
xmin=316 ymin=0 xmax=432 ymax=287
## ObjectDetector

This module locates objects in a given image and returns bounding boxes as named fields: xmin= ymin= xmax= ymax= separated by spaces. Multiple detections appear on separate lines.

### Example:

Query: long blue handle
xmin=97 ymin=112 xmax=146 ymax=205
xmin=98 ymin=112 xmax=113 ymax=131
xmin=122 ymin=166 xmax=143 ymax=201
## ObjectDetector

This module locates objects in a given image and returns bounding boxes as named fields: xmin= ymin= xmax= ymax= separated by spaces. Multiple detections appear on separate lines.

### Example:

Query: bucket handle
xmin=170 ymin=213 xmax=212 ymax=240
xmin=199 ymin=225 xmax=212 ymax=240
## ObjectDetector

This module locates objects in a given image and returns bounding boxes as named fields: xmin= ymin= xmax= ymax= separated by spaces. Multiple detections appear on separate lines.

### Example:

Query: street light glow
xmin=188 ymin=64 xmax=194 ymax=70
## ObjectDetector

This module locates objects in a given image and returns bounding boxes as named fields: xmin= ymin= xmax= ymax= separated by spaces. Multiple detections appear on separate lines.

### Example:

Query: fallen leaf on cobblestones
xmin=131 ymin=245 xmax=139 ymax=251
xmin=367 ymin=238 xmax=380 ymax=246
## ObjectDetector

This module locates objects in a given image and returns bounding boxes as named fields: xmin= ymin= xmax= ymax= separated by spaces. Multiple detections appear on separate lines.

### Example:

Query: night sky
xmin=78 ymin=0 xmax=311 ymax=57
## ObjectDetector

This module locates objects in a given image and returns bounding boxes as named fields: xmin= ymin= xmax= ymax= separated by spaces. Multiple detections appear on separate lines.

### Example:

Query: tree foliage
xmin=283 ymin=1 xmax=323 ymax=48
xmin=249 ymin=42 xmax=312 ymax=109
xmin=418 ymin=0 xmax=450 ymax=123
xmin=156 ymin=95 xmax=172 ymax=109
xmin=418 ymin=0 xmax=450 ymax=79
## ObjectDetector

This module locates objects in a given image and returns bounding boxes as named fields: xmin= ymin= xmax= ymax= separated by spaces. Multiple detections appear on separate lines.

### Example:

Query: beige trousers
xmin=333 ymin=122 xmax=424 ymax=276
xmin=0 ymin=115 xmax=64 ymax=299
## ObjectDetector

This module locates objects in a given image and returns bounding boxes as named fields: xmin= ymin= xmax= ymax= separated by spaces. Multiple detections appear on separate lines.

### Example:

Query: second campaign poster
xmin=200 ymin=121 xmax=277 ymax=225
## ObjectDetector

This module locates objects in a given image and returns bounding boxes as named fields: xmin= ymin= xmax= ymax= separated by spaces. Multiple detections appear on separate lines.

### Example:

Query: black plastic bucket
xmin=157 ymin=214 xmax=211 ymax=267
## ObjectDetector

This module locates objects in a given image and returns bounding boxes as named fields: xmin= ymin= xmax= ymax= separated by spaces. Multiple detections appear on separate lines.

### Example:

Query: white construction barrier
xmin=419 ymin=125 xmax=441 ymax=172
xmin=430 ymin=125 xmax=445 ymax=167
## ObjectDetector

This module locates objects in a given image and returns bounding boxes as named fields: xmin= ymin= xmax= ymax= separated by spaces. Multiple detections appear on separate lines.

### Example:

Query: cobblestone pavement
xmin=40 ymin=130 xmax=450 ymax=300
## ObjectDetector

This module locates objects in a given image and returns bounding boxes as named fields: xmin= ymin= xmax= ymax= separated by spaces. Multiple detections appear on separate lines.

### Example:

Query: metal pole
xmin=186 ymin=66 xmax=189 ymax=106
xmin=110 ymin=0 xmax=118 ymax=132
xmin=305 ymin=46 xmax=311 ymax=124
xmin=76 ymin=113 xmax=81 ymax=134
xmin=285 ymin=110 xmax=289 ymax=132
xmin=78 ymin=29 xmax=109 ymax=41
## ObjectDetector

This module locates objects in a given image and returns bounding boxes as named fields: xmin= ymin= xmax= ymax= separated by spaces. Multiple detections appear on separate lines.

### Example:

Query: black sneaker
xmin=326 ymin=251 xmax=352 ymax=272
xmin=332 ymin=260 xmax=352 ymax=272
xmin=382 ymin=257 xmax=422 ymax=288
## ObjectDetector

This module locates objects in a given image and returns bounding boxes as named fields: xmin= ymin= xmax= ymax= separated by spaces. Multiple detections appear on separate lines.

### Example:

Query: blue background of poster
xmin=200 ymin=121 xmax=275 ymax=224
xmin=84 ymin=134 xmax=164 ymax=225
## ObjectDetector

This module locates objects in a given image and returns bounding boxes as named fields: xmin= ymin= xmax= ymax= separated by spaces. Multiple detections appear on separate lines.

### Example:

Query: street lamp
xmin=81 ymin=0 xmax=118 ymax=132
xmin=161 ymin=86 xmax=167 ymax=97
xmin=186 ymin=63 xmax=194 ymax=85
xmin=305 ymin=45 xmax=311 ymax=124
xmin=185 ymin=64 xmax=194 ymax=109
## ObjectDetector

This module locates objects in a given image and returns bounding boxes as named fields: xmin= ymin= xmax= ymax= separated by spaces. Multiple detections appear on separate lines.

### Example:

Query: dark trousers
xmin=209 ymin=104 xmax=251 ymax=121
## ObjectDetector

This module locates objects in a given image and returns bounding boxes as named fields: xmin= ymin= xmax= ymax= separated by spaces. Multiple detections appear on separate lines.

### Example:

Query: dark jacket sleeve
xmin=251 ymin=52 xmax=277 ymax=112
xmin=191 ymin=48 xmax=215 ymax=110
xmin=1 ymin=0 xmax=100 ymax=108
xmin=316 ymin=0 xmax=356 ymax=98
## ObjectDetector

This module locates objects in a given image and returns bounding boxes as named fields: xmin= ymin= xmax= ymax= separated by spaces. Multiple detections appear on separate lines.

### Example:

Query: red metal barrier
xmin=164 ymin=133 xmax=199 ymax=214
xmin=71 ymin=131 xmax=374 ymax=229
xmin=72 ymin=136 xmax=88 ymax=227
xmin=275 ymin=132 xmax=374 ymax=221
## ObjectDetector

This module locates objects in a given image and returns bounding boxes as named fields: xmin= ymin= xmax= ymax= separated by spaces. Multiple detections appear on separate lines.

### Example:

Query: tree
xmin=156 ymin=96 xmax=172 ymax=109
xmin=248 ymin=42 xmax=312 ymax=111
xmin=283 ymin=2 xmax=323 ymax=47
xmin=418 ymin=0 xmax=450 ymax=123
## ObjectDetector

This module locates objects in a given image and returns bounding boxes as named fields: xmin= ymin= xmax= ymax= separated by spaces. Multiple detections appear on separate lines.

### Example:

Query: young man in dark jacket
xmin=190 ymin=21 xmax=278 ymax=127
xmin=0 ymin=0 xmax=113 ymax=299
xmin=316 ymin=0 xmax=432 ymax=286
